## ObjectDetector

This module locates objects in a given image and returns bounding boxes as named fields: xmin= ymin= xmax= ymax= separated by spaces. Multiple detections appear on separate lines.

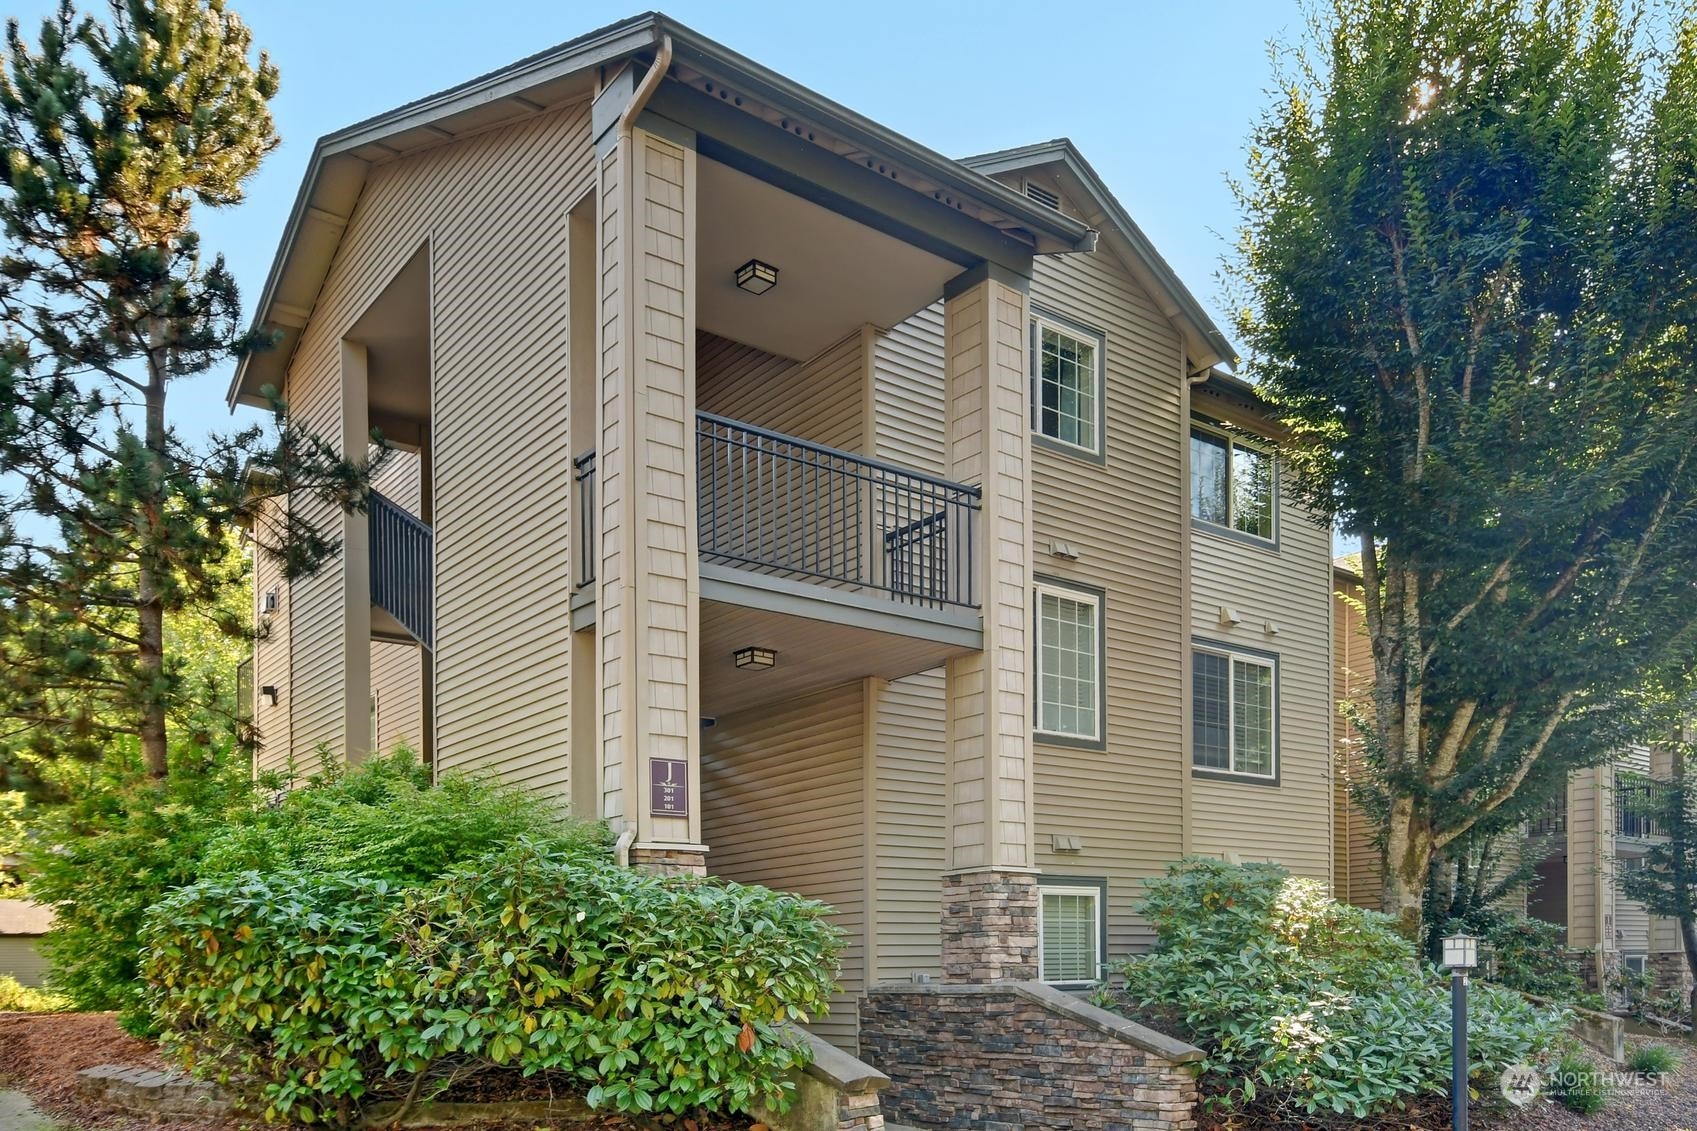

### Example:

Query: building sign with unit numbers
xmin=650 ymin=757 xmax=688 ymax=816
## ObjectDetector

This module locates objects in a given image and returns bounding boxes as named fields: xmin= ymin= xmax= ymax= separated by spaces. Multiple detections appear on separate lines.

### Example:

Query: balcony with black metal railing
xmin=370 ymin=489 xmax=434 ymax=650
xmin=573 ymin=413 xmax=982 ymax=639
xmin=1616 ymin=773 xmax=1670 ymax=841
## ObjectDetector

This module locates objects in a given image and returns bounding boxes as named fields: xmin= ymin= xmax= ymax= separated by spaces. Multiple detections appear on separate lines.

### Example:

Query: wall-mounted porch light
xmin=735 ymin=258 xmax=778 ymax=295
xmin=734 ymin=646 xmax=776 ymax=670
xmin=260 ymin=685 xmax=281 ymax=707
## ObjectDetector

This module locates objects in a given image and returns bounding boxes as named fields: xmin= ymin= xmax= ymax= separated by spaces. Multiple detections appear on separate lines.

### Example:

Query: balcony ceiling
xmin=696 ymin=157 xmax=960 ymax=361
xmin=701 ymin=598 xmax=972 ymax=716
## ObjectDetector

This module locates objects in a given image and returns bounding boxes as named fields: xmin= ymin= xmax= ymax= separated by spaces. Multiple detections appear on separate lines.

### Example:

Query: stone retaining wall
xmin=861 ymin=981 xmax=1201 ymax=1131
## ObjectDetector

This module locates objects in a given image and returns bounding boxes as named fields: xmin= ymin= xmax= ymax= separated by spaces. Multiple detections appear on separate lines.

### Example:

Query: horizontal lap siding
xmin=697 ymin=329 xmax=863 ymax=450
xmin=251 ymin=496 xmax=292 ymax=776
xmin=868 ymin=304 xmax=948 ymax=980
xmin=1333 ymin=579 xmax=1382 ymax=907
xmin=1188 ymin=490 xmax=1335 ymax=881
xmin=0 ymin=937 xmax=47 ymax=987
xmin=701 ymin=682 xmax=866 ymax=1051
xmin=1026 ymin=248 xmax=1189 ymax=959
xmin=282 ymin=106 xmax=592 ymax=794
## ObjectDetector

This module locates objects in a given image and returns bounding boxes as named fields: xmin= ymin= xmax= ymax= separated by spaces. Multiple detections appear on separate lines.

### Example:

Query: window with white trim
xmin=1191 ymin=424 xmax=1275 ymax=541
xmin=1039 ymin=883 xmax=1104 ymax=986
xmin=1032 ymin=312 xmax=1105 ymax=457
xmin=1192 ymin=645 xmax=1277 ymax=778
xmin=1036 ymin=581 xmax=1103 ymax=744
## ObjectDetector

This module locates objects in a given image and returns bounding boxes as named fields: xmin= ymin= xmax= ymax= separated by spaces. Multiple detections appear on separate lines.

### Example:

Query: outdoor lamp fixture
xmin=260 ymin=685 xmax=280 ymax=707
xmin=734 ymin=646 xmax=776 ymax=670
xmin=735 ymin=258 xmax=778 ymax=295
xmin=1442 ymin=933 xmax=1480 ymax=1131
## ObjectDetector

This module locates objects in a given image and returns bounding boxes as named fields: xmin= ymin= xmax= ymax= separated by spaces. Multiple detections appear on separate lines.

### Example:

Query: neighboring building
xmin=0 ymin=897 xmax=52 ymax=987
xmin=1531 ymin=748 xmax=1684 ymax=989
xmin=237 ymin=11 xmax=1336 ymax=1067
xmin=1332 ymin=570 xmax=1683 ymax=990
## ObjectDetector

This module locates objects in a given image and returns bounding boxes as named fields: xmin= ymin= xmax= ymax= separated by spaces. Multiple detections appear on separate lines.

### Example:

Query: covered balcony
xmin=572 ymin=410 xmax=981 ymax=714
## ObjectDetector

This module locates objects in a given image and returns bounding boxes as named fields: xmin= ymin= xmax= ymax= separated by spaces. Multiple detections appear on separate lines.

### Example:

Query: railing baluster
xmin=369 ymin=490 xmax=434 ymax=650
xmin=691 ymin=412 xmax=981 ymax=611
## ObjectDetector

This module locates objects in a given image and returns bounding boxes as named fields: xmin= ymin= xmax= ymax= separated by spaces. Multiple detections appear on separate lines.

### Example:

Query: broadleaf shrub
xmin=1439 ymin=909 xmax=1589 ymax=1003
xmin=0 ymin=974 xmax=68 ymax=1012
xmin=143 ymin=840 xmax=842 ymax=1125
xmin=22 ymin=746 xmax=593 ymax=1031
xmin=1104 ymin=859 xmax=1567 ymax=1120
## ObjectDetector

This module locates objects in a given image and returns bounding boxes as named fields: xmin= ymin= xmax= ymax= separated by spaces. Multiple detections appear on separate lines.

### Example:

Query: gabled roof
xmin=229 ymin=12 xmax=1096 ymax=407
xmin=961 ymin=139 xmax=1237 ymax=373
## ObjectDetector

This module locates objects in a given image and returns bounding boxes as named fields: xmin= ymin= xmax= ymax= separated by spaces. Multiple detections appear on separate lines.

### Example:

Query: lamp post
xmin=1442 ymin=933 xmax=1480 ymax=1131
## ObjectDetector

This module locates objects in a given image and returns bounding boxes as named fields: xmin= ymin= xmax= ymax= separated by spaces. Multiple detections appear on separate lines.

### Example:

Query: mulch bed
xmin=0 ymin=1012 xmax=756 ymax=1130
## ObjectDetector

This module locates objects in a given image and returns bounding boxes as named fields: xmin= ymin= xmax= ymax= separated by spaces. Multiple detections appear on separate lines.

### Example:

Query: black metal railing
xmin=1617 ymin=773 xmax=1670 ymax=839
xmin=574 ymin=450 xmax=596 ymax=590
xmin=1527 ymin=797 xmax=1567 ymax=838
xmin=369 ymin=490 xmax=433 ymax=649
xmin=696 ymin=412 xmax=981 ymax=609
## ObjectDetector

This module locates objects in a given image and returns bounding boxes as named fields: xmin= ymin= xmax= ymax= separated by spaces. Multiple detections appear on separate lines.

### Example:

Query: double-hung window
xmin=1191 ymin=424 xmax=1275 ymax=541
xmin=1032 ymin=311 xmax=1105 ymax=459
xmin=1192 ymin=644 xmax=1277 ymax=779
xmin=1035 ymin=580 xmax=1104 ymax=746
xmin=1039 ymin=881 xmax=1105 ymax=986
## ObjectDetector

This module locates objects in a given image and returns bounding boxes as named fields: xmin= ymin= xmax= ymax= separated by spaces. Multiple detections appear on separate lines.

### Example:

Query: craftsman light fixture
xmin=734 ymin=646 xmax=776 ymax=670
xmin=1442 ymin=933 xmax=1480 ymax=1131
xmin=735 ymin=258 xmax=778 ymax=294
xmin=261 ymin=685 xmax=281 ymax=707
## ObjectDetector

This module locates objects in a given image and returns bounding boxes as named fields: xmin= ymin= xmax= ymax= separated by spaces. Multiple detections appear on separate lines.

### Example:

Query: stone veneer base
xmin=861 ymin=981 xmax=1203 ymax=1131
xmin=940 ymin=870 xmax=1039 ymax=982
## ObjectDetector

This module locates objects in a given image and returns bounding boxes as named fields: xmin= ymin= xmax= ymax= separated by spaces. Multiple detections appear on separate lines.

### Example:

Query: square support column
xmin=593 ymin=110 xmax=706 ymax=874
xmin=340 ymin=339 xmax=373 ymax=764
xmin=941 ymin=263 xmax=1039 ymax=980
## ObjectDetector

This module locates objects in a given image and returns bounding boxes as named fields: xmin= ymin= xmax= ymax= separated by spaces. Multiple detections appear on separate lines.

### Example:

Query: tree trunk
xmin=1382 ymin=793 xmax=1433 ymax=937
xmin=138 ymin=323 xmax=169 ymax=779
xmin=1680 ymin=915 xmax=1697 ymax=1034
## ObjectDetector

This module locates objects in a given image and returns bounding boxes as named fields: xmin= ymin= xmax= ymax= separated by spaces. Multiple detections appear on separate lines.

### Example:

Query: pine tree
xmin=0 ymin=1 xmax=372 ymax=779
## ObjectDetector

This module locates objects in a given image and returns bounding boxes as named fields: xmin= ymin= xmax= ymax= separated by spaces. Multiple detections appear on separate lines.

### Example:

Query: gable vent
xmin=1024 ymin=181 xmax=1062 ymax=211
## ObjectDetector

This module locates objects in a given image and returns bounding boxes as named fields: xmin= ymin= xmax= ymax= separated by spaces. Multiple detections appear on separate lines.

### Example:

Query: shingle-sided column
xmin=941 ymin=264 xmax=1039 ymax=981
xmin=594 ymin=117 xmax=706 ymax=873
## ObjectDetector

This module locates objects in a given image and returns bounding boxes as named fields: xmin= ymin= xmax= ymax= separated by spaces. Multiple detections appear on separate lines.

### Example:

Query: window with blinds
xmin=1192 ymin=646 xmax=1277 ymax=779
xmin=1040 ymin=885 xmax=1103 ymax=985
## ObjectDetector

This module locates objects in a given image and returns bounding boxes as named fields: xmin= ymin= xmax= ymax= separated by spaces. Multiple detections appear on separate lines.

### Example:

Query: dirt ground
xmin=0 ymin=1012 xmax=756 ymax=1130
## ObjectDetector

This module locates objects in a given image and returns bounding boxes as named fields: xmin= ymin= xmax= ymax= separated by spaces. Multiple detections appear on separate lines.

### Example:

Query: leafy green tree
xmin=1237 ymin=0 xmax=1697 ymax=926
xmin=0 ymin=1 xmax=372 ymax=780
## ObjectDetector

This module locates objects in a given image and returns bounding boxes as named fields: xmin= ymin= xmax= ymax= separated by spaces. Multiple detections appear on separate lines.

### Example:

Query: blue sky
xmin=11 ymin=0 xmax=1307 ymax=437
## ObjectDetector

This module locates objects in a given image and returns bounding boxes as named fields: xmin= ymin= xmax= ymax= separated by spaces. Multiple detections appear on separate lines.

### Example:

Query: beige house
xmin=238 ymin=13 xmax=1337 ymax=1064
xmin=0 ymin=898 xmax=52 ymax=987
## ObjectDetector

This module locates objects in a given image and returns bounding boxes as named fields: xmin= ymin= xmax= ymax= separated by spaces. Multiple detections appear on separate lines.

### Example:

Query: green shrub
xmin=1440 ymin=910 xmax=1589 ymax=1002
xmin=143 ymin=840 xmax=841 ymax=1126
xmin=198 ymin=748 xmax=606 ymax=884
xmin=23 ymin=745 xmax=599 ymax=1032
xmin=21 ymin=739 xmax=253 ymax=1029
xmin=1628 ymin=1043 xmax=1679 ymax=1076
xmin=0 ymin=974 xmax=68 ymax=1012
xmin=1550 ymin=1054 xmax=1610 ymax=1113
xmin=1107 ymin=859 xmax=1567 ymax=1120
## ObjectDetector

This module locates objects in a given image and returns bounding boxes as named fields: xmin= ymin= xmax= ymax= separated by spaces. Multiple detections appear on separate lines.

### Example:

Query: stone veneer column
xmin=593 ymin=81 xmax=706 ymax=875
xmin=940 ymin=263 xmax=1039 ymax=981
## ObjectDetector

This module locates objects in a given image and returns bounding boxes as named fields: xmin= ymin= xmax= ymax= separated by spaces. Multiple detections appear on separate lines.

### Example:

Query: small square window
xmin=1035 ymin=581 xmax=1103 ymax=744
xmin=1040 ymin=882 xmax=1104 ymax=986
xmin=1191 ymin=424 xmax=1275 ymax=542
xmin=1192 ymin=645 xmax=1277 ymax=779
xmin=1032 ymin=312 xmax=1105 ymax=459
